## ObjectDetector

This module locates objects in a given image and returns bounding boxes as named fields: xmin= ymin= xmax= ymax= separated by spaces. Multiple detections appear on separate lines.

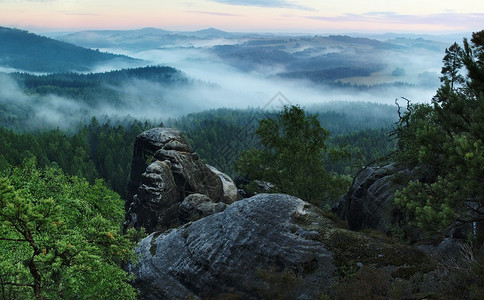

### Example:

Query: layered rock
xmin=130 ymin=193 xmax=443 ymax=300
xmin=333 ymin=164 xmax=432 ymax=235
xmin=127 ymin=127 xmax=194 ymax=204
xmin=128 ymin=160 xmax=179 ymax=232
xmin=178 ymin=193 xmax=227 ymax=223
xmin=207 ymin=164 xmax=239 ymax=203
xmin=130 ymin=194 xmax=335 ymax=299
xmin=125 ymin=128 xmax=237 ymax=233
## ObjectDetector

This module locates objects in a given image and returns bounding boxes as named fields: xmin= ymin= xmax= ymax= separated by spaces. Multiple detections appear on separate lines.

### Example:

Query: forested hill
xmin=11 ymin=66 xmax=187 ymax=95
xmin=0 ymin=27 xmax=137 ymax=72
xmin=0 ymin=66 xmax=190 ymax=130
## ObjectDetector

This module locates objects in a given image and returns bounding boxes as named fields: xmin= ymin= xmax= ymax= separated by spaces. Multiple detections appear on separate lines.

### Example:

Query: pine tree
xmin=0 ymin=159 xmax=139 ymax=299
xmin=440 ymin=42 xmax=465 ymax=91
xmin=394 ymin=31 xmax=484 ymax=233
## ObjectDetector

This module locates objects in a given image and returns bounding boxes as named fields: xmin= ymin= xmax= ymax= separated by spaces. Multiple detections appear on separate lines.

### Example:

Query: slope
xmin=0 ymin=27 xmax=137 ymax=73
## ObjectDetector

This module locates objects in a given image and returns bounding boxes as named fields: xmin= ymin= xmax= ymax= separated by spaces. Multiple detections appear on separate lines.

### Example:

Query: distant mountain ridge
xmin=56 ymin=27 xmax=240 ymax=51
xmin=0 ymin=26 xmax=137 ymax=73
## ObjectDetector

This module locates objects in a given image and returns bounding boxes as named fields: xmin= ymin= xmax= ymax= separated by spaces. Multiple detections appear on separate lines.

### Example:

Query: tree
xmin=0 ymin=159 xmax=139 ymax=299
xmin=440 ymin=42 xmax=465 ymax=91
xmin=394 ymin=31 xmax=484 ymax=234
xmin=235 ymin=105 xmax=350 ymax=207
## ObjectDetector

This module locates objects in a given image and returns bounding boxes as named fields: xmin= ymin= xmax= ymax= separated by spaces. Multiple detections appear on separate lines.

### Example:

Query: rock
xmin=130 ymin=193 xmax=441 ymax=299
xmin=125 ymin=160 xmax=179 ymax=232
xmin=334 ymin=164 xmax=431 ymax=235
xmin=154 ymin=148 xmax=223 ymax=202
xmin=127 ymin=128 xmax=193 ymax=205
xmin=179 ymin=193 xmax=227 ymax=223
xmin=417 ymin=238 xmax=467 ymax=262
xmin=131 ymin=194 xmax=335 ymax=299
xmin=207 ymin=164 xmax=239 ymax=203
xmin=125 ymin=128 xmax=238 ymax=233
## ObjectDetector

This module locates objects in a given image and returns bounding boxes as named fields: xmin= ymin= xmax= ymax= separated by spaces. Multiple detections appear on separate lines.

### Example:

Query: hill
xmin=0 ymin=27 xmax=137 ymax=73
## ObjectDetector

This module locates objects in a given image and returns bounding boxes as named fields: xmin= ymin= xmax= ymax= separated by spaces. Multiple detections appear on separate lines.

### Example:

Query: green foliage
xmin=440 ymin=42 xmax=465 ymax=90
xmin=0 ymin=102 xmax=397 ymax=202
xmin=328 ymin=128 xmax=396 ymax=174
xmin=170 ymin=104 xmax=396 ymax=177
xmin=0 ymin=159 xmax=139 ymax=299
xmin=394 ymin=30 xmax=484 ymax=233
xmin=235 ymin=105 xmax=350 ymax=207
xmin=0 ymin=118 xmax=154 ymax=199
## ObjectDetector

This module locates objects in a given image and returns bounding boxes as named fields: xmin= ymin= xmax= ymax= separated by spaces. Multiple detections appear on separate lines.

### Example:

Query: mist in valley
xmin=0 ymin=28 xmax=456 ymax=130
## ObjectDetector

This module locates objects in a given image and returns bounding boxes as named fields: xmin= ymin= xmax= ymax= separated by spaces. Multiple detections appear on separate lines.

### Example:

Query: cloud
xmin=207 ymin=0 xmax=312 ymax=10
xmin=185 ymin=10 xmax=243 ymax=17
xmin=306 ymin=11 xmax=484 ymax=29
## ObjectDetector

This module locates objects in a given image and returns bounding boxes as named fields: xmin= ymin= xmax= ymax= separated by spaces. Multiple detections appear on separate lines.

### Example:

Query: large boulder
xmin=334 ymin=164 xmax=432 ymax=235
xmin=125 ymin=128 xmax=236 ymax=233
xmin=130 ymin=193 xmax=442 ymax=299
xmin=131 ymin=194 xmax=335 ymax=299
xmin=154 ymin=148 xmax=222 ymax=202
xmin=207 ymin=164 xmax=239 ymax=203
xmin=178 ymin=193 xmax=227 ymax=223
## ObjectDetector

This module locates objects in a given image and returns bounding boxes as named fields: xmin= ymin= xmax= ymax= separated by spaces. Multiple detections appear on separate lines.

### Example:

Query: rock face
xmin=125 ymin=128 xmax=236 ymax=233
xmin=131 ymin=194 xmax=335 ymax=299
xmin=178 ymin=193 xmax=227 ymax=223
xmin=127 ymin=128 xmax=194 ymax=204
xmin=129 ymin=160 xmax=179 ymax=232
xmin=334 ymin=164 xmax=431 ymax=234
xmin=207 ymin=165 xmax=239 ymax=203
xmin=130 ymin=193 xmax=441 ymax=300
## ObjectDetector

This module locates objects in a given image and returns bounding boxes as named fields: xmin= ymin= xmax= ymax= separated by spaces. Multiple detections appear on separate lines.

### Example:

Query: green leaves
xmin=0 ymin=160 xmax=138 ymax=299
xmin=394 ymin=30 xmax=484 ymax=235
xmin=236 ymin=105 xmax=350 ymax=208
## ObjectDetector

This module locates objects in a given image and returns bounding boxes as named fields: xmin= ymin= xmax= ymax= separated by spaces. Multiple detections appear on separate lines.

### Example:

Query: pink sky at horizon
xmin=1 ymin=0 xmax=483 ymax=34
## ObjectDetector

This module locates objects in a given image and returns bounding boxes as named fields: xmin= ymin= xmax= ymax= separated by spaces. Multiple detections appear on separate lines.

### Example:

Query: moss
xmin=319 ymin=210 xmax=349 ymax=229
xmin=256 ymin=267 xmax=301 ymax=300
xmin=209 ymin=292 xmax=245 ymax=300
xmin=290 ymin=203 xmax=437 ymax=281
xmin=391 ymin=266 xmax=424 ymax=280
xmin=330 ymin=266 xmax=392 ymax=299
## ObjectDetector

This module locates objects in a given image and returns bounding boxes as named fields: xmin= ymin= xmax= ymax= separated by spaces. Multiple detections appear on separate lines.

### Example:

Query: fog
xmin=99 ymin=44 xmax=440 ymax=112
xmin=0 ymin=74 xmax=90 ymax=129
xmin=0 ymin=33 xmax=447 ymax=129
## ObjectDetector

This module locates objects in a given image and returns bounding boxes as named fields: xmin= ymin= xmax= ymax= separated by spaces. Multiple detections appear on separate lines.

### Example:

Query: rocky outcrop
xmin=125 ymin=128 xmax=237 ymax=233
xmin=131 ymin=194 xmax=335 ymax=299
xmin=130 ymin=193 xmax=442 ymax=299
xmin=178 ymin=193 xmax=227 ymax=223
xmin=127 ymin=160 xmax=179 ymax=232
xmin=207 ymin=165 xmax=239 ymax=203
xmin=334 ymin=164 xmax=432 ymax=236
xmin=127 ymin=127 xmax=194 ymax=204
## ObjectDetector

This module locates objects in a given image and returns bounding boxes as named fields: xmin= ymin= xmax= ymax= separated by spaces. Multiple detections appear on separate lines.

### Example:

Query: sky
xmin=1 ymin=0 xmax=483 ymax=34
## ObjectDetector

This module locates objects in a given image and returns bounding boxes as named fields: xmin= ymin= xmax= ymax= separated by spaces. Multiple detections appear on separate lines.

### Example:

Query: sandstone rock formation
xmin=127 ymin=127 xmax=193 ymax=204
xmin=125 ymin=128 xmax=237 ymax=233
xmin=178 ymin=193 xmax=227 ymax=223
xmin=130 ymin=193 xmax=442 ymax=299
xmin=334 ymin=164 xmax=432 ymax=236
xmin=207 ymin=164 xmax=239 ymax=203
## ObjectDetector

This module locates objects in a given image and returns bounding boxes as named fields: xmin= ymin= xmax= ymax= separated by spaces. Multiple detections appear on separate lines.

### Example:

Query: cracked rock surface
xmin=125 ymin=128 xmax=236 ymax=233
xmin=130 ymin=194 xmax=335 ymax=300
